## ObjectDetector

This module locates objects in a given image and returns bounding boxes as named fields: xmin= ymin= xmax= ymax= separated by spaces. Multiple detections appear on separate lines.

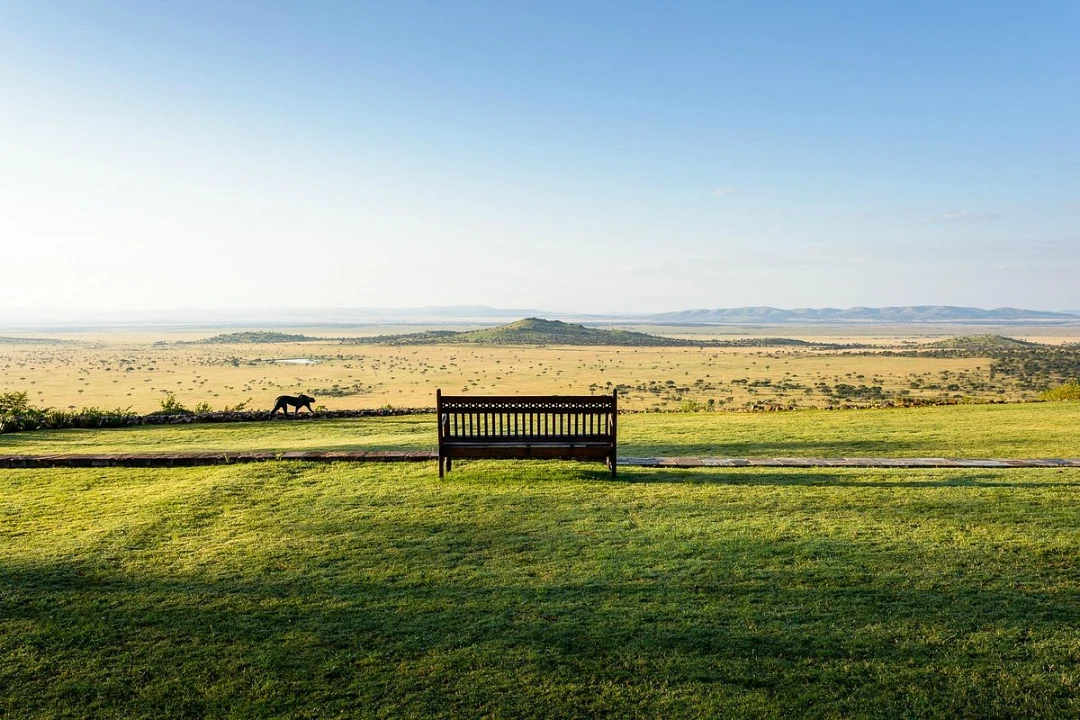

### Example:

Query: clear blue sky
xmin=1 ymin=1 xmax=1077 ymax=313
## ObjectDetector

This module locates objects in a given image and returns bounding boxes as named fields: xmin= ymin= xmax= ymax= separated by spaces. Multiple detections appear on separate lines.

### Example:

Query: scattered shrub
xmin=0 ymin=391 xmax=137 ymax=433
xmin=153 ymin=392 xmax=192 ymax=416
xmin=1040 ymin=382 xmax=1080 ymax=401
xmin=0 ymin=391 xmax=46 ymax=433
xmin=0 ymin=391 xmax=34 ymax=414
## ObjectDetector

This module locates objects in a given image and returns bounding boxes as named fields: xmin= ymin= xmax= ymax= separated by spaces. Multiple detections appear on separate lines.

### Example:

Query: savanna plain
xmin=2 ymin=323 xmax=1080 ymax=718
xmin=3 ymin=322 xmax=1080 ymax=414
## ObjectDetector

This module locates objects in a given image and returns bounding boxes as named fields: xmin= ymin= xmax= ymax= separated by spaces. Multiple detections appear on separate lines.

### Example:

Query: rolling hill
xmin=350 ymin=318 xmax=685 ymax=346
xmin=184 ymin=331 xmax=321 ymax=344
xmin=347 ymin=318 xmax=822 ymax=347
xmin=0 ymin=336 xmax=67 ymax=345
xmin=925 ymin=335 xmax=1042 ymax=351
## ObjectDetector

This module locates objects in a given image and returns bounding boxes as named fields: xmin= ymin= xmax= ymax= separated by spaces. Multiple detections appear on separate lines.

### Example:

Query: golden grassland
xmin=1 ymin=324 xmax=1079 ymax=414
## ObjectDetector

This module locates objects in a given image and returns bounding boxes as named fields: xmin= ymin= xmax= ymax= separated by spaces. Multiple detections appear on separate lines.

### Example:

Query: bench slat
xmin=442 ymin=423 xmax=611 ymax=437
xmin=444 ymin=445 xmax=612 ymax=460
xmin=444 ymin=435 xmax=610 ymax=443
xmin=436 ymin=390 xmax=617 ymax=478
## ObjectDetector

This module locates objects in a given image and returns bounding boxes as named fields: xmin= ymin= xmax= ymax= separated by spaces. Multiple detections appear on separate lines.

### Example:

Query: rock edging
xmin=133 ymin=407 xmax=435 ymax=425
xmin=2 ymin=453 xmax=1079 ymax=470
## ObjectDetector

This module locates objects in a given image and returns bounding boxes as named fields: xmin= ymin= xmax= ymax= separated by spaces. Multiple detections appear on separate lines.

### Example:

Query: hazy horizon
xmin=3 ymin=2 xmax=1077 ymax=313
xmin=1 ymin=303 xmax=1078 ymax=331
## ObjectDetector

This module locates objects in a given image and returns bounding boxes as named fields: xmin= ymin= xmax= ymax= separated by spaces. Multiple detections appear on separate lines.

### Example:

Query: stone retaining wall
xmin=2 ymin=453 xmax=1078 ymax=470
xmin=0 ymin=451 xmax=436 ymax=468
xmin=133 ymin=407 xmax=434 ymax=425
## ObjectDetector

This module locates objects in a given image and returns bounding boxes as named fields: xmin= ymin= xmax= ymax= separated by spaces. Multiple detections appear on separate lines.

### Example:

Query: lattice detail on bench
xmin=436 ymin=390 xmax=617 ymax=478
xmin=441 ymin=413 xmax=611 ymax=438
xmin=439 ymin=397 xmax=615 ymax=413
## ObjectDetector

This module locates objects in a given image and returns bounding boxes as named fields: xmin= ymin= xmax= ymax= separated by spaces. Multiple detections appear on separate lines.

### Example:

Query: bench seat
xmin=442 ymin=441 xmax=613 ymax=460
xmin=436 ymin=390 xmax=617 ymax=477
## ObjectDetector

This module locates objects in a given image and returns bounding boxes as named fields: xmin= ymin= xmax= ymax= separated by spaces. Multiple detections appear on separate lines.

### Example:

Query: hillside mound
xmin=191 ymin=331 xmax=319 ymax=344
xmin=453 ymin=318 xmax=682 ymax=346
xmin=345 ymin=318 xmax=682 ymax=346
xmin=0 ymin=336 xmax=66 ymax=345
xmin=346 ymin=318 xmax=832 ymax=347
xmin=926 ymin=335 xmax=1041 ymax=351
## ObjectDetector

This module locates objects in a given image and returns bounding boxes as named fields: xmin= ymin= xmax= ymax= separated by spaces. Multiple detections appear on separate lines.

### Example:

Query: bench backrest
xmin=436 ymin=390 xmax=617 ymax=442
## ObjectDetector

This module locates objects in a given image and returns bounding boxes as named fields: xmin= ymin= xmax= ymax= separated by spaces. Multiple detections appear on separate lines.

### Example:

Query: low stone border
xmin=1 ymin=453 xmax=1079 ymax=469
xmin=620 ymin=457 xmax=1080 ymax=468
xmin=0 ymin=408 xmax=438 ymax=435
xmin=134 ymin=408 xmax=433 ymax=425
xmin=0 ymin=451 xmax=437 ymax=468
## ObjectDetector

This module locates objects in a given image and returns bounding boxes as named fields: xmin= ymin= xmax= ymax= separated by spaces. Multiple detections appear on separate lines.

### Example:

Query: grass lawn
xmin=2 ymin=402 xmax=1078 ymax=458
xmin=2 ymin=460 xmax=1079 ymax=718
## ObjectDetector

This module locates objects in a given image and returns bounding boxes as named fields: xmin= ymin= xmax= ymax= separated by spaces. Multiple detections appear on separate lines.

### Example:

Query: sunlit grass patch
xmin=2 ymin=462 xmax=1079 ymax=717
xmin=3 ymin=402 xmax=1079 ymax=459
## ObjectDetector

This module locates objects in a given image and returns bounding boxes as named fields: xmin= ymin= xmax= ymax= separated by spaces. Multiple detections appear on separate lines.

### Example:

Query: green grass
xmin=2 ymin=461 xmax=1079 ymax=717
xmin=622 ymin=402 xmax=1080 ymax=458
xmin=2 ymin=402 xmax=1079 ymax=458
xmin=0 ymin=415 xmax=436 ymax=455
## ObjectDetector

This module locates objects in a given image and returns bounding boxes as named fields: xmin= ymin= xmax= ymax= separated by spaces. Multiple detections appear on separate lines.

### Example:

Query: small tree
xmin=159 ymin=392 xmax=189 ymax=414
xmin=0 ymin=391 xmax=33 ymax=414
xmin=1040 ymin=382 xmax=1080 ymax=401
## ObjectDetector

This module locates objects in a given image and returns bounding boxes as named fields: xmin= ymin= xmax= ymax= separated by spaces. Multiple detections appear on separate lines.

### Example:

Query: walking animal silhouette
xmin=269 ymin=393 xmax=315 ymax=418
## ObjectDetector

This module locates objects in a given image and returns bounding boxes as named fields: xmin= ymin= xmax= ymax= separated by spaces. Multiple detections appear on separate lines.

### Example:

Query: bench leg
xmin=609 ymin=454 xmax=617 ymax=478
xmin=439 ymin=456 xmax=444 ymax=478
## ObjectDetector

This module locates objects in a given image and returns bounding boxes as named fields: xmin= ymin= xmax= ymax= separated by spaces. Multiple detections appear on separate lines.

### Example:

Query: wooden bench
xmin=436 ymin=389 xmax=618 ymax=478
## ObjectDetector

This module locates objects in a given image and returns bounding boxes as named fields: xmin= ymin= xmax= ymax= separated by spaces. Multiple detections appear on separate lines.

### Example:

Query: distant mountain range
xmin=647 ymin=306 xmax=1080 ymax=324
xmin=1 ymin=304 xmax=1077 ymax=331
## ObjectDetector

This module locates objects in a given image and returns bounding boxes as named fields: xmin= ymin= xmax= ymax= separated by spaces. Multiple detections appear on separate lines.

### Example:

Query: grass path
xmin=2 ymin=461 xmax=1079 ymax=717
xmin=2 ymin=402 xmax=1078 ymax=458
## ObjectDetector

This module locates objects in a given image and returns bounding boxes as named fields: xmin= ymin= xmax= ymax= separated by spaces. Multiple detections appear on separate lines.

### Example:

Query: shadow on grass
xmin=617 ymin=467 xmax=1080 ymax=488
xmin=3 ymin=529 xmax=1076 ymax=719
xmin=445 ymin=462 xmax=1080 ymax=489
xmin=0 ymin=427 xmax=1045 ymax=462
xmin=621 ymin=438 xmax=996 ymax=458
xmin=0 ymin=422 xmax=437 ymax=454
